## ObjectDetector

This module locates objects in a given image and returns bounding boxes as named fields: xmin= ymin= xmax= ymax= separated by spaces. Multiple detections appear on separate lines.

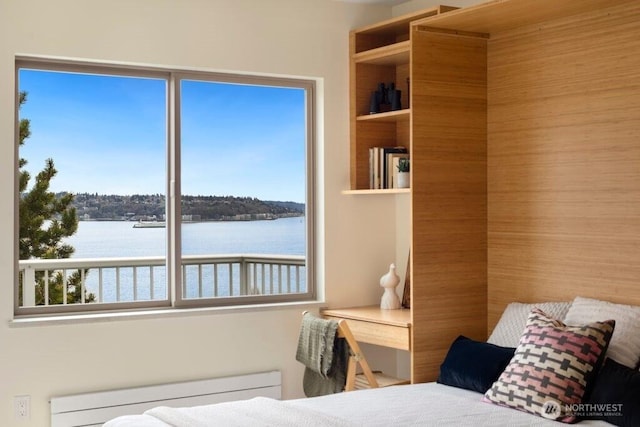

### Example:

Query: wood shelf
xmin=353 ymin=41 xmax=410 ymax=66
xmin=342 ymin=188 xmax=410 ymax=195
xmin=356 ymin=109 xmax=410 ymax=123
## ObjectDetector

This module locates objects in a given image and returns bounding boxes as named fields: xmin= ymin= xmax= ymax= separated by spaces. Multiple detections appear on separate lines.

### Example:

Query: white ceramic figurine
xmin=380 ymin=263 xmax=401 ymax=310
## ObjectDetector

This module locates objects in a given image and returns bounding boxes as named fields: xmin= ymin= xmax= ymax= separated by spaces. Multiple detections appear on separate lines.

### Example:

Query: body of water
xmin=57 ymin=217 xmax=306 ymax=302
xmin=65 ymin=216 xmax=306 ymax=258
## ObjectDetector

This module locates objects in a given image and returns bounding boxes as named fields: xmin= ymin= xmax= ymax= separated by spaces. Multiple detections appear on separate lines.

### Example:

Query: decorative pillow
xmin=437 ymin=335 xmax=515 ymax=393
xmin=487 ymin=301 xmax=572 ymax=347
xmin=564 ymin=296 xmax=640 ymax=369
xmin=584 ymin=358 xmax=640 ymax=426
xmin=484 ymin=308 xmax=615 ymax=423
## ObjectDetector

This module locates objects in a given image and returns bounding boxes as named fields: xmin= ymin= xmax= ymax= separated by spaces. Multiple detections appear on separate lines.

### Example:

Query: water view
xmin=65 ymin=217 xmax=305 ymax=258
xmin=53 ymin=217 xmax=306 ymax=302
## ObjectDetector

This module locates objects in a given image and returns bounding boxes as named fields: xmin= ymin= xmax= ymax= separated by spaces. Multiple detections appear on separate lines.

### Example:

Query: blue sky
xmin=18 ymin=69 xmax=307 ymax=203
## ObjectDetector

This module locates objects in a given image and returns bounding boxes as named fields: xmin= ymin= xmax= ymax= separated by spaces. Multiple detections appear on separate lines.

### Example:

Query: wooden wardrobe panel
xmin=411 ymin=29 xmax=487 ymax=383
xmin=487 ymin=2 xmax=640 ymax=329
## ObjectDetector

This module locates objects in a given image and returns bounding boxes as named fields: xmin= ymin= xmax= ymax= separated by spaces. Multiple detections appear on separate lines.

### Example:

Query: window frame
xmin=14 ymin=57 xmax=317 ymax=317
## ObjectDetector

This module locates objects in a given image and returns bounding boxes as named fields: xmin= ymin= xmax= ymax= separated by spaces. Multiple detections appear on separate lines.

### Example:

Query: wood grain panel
xmin=413 ymin=0 xmax=637 ymax=35
xmin=487 ymin=2 xmax=640 ymax=331
xmin=411 ymin=29 xmax=487 ymax=382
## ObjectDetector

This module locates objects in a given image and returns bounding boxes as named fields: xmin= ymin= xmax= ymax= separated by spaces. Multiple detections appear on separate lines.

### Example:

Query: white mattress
xmin=104 ymin=382 xmax=612 ymax=426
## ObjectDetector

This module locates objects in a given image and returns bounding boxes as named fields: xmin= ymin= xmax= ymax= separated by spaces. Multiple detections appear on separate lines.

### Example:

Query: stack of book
xmin=369 ymin=146 xmax=409 ymax=189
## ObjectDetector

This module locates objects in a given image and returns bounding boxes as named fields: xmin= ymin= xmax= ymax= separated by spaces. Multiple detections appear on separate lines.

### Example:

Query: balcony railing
xmin=19 ymin=254 xmax=306 ymax=307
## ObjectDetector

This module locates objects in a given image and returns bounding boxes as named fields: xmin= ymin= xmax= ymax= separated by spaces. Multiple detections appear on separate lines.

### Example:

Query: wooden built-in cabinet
xmin=347 ymin=4 xmax=487 ymax=384
xmin=345 ymin=0 xmax=636 ymax=384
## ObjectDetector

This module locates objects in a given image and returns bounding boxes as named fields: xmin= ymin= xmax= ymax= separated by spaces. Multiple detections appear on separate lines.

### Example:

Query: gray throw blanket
xmin=296 ymin=313 xmax=349 ymax=397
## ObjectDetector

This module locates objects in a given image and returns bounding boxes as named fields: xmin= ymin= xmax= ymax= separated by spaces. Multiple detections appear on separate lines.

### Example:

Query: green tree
xmin=18 ymin=91 xmax=95 ymax=305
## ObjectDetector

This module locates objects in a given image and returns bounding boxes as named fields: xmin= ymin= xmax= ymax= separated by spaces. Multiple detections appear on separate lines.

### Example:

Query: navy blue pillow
xmin=585 ymin=358 xmax=640 ymax=427
xmin=437 ymin=335 xmax=515 ymax=393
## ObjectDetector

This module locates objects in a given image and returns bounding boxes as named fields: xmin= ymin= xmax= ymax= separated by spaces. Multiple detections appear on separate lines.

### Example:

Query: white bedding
xmin=104 ymin=382 xmax=612 ymax=426
xmin=105 ymin=396 xmax=349 ymax=427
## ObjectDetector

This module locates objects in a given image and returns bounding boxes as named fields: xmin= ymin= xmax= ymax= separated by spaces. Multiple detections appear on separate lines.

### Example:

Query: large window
xmin=15 ymin=58 xmax=315 ymax=316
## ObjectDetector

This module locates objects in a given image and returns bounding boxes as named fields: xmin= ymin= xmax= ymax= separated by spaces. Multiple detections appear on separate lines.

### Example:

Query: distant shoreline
xmin=80 ymin=215 xmax=304 ymax=223
xmin=71 ymin=193 xmax=305 ymax=223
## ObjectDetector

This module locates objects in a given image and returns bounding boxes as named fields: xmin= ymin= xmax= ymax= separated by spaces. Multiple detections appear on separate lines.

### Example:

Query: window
xmin=15 ymin=58 xmax=315 ymax=316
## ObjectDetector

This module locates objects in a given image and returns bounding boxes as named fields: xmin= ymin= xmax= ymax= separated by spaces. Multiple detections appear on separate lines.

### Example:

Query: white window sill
xmin=9 ymin=300 xmax=325 ymax=327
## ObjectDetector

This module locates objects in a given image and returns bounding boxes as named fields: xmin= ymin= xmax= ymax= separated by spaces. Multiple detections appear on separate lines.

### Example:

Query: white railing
xmin=19 ymin=254 xmax=306 ymax=307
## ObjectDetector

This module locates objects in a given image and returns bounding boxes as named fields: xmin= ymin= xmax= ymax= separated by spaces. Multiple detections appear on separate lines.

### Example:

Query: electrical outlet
xmin=14 ymin=395 xmax=30 ymax=420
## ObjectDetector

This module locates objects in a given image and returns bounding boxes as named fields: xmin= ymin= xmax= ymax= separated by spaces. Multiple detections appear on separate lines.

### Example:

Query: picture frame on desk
xmin=402 ymin=252 xmax=410 ymax=309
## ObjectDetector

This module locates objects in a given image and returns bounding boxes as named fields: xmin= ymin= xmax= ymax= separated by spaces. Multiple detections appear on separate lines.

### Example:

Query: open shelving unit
xmin=347 ymin=5 xmax=458 ymax=194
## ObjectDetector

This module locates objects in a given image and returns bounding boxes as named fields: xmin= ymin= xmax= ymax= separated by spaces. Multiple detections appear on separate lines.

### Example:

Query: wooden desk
xmin=321 ymin=306 xmax=411 ymax=351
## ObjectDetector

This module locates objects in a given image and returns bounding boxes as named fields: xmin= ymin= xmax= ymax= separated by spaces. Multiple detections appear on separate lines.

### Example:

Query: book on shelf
xmin=369 ymin=146 xmax=408 ymax=189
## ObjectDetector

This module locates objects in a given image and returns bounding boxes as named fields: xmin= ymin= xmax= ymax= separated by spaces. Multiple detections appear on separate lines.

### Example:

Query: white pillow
xmin=564 ymin=296 xmax=640 ymax=369
xmin=487 ymin=301 xmax=572 ymax=348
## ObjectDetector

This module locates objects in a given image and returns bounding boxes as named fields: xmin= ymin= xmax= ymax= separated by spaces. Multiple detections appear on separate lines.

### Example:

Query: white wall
xmin=0 ymin=1 xmax=403 ymax=425
xmin=0 ymin=0 xmax=495 ymax=424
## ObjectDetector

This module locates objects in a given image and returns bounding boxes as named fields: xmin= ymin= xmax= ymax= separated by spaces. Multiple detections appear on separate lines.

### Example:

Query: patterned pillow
xmin=484 ymin=308 xmax=615 ymax=423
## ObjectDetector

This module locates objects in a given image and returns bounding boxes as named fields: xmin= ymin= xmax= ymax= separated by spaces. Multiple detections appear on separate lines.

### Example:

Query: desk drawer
xmin=325 ymin=316 xmax=410 ymax=351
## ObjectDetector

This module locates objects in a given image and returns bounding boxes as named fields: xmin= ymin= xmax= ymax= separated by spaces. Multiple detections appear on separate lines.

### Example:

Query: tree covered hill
xmin=71 ymin=193 xmax=304 ymax=221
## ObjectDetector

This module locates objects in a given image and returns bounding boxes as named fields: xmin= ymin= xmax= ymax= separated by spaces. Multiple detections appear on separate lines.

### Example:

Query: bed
xmin=104 ymin=297 xmax=640 ymax=427
xmin=104 ymin=382 xmax=613 ymax=426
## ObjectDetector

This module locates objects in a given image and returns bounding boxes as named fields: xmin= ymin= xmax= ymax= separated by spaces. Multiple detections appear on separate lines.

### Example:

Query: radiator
xmin=50 ymin=370 xmax=281 ymax=427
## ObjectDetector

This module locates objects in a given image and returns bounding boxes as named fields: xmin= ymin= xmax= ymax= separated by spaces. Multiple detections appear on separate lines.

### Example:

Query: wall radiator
xmin=50 ymin=370 xmax=281 ymax=427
